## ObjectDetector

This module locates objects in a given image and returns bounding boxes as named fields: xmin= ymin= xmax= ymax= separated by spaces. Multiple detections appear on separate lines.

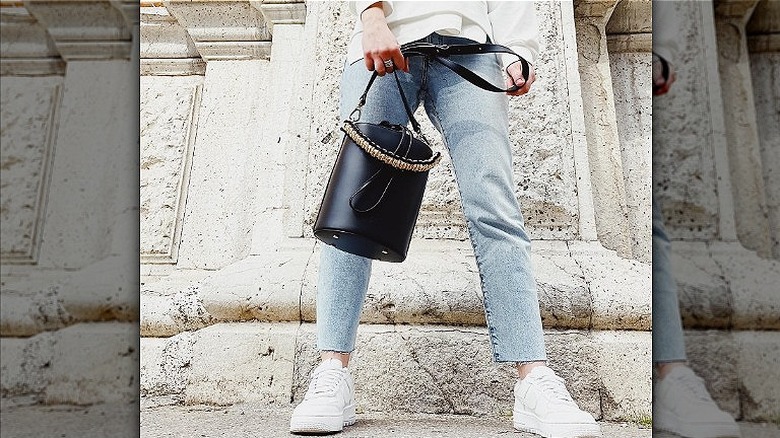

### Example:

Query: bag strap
xmin=350 ymin=69 xmax=424 ymax=135
xmin=400 ymin=42 xmax=530 ymax=93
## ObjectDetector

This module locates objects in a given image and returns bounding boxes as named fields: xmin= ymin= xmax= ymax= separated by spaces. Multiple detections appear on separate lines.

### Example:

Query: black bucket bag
xmin=314 ymin=42 xmax=530 ymax=262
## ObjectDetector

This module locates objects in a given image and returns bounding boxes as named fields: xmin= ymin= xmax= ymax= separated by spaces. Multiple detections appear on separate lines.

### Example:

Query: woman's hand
xmin=653 ymin=55 xmax=676 ymax=96
xmin=505 ymin=61 xmax=535 ymax=96
xmin=361 ymin=4 xmax=408 ymax=75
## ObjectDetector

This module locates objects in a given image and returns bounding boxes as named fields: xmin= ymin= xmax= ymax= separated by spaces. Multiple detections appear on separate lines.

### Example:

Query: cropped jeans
xmin=652 ymin=196 xmax=687 ymax=362
xmin=317 ymin=33 xmax=547 ymax=363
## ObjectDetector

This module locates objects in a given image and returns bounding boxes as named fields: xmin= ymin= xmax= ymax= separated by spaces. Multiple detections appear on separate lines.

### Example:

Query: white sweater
xmin=347 ymin=1 xmax=540 ymax=68
xmin=652 ymin=0 xmax=680 ymax=63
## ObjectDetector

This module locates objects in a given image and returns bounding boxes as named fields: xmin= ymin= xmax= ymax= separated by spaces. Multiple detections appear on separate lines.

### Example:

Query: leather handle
xmin=352 ymin=69 xmax=423 ymax=134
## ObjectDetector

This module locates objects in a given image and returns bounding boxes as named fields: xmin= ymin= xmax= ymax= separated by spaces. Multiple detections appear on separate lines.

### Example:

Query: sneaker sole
xmin=513 ymin=410 xmax=602 ymax=438
xmin=289 ymin=404 xmax=356 ymax=434
xmin=655 ymin=408 xmax=741 ymax=438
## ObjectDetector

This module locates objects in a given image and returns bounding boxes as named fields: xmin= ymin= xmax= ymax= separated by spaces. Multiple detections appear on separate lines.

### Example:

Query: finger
xmin=373 ymin=56 xmax=387 ymax=76
xmin=391 ymin=50 xmax=406 ymax=73
xmin=506 ymin=76 xmax=522 ymax=96
xmin=365 ymin=55 xmax=375 ymax=72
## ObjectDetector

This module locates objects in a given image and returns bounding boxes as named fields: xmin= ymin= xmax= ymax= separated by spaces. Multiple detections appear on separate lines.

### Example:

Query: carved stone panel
xmin=0 ymin=76 xmax=62 ymax=264
xmin=140 ymin=76 xmax=202 ymax=263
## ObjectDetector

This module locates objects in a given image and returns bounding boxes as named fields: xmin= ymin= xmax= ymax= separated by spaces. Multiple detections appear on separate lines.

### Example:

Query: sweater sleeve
xmin=652 ymin=0 xmax=681 ymax=64
xmin=349 ymin=1 xmax=394 ymax=18
xmin=487 ymin=1 xmax=540 ymax=68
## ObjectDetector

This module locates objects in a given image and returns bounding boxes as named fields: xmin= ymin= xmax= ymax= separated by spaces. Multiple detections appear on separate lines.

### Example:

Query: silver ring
xmin=383 ymin=59 xmax=394 ymax=68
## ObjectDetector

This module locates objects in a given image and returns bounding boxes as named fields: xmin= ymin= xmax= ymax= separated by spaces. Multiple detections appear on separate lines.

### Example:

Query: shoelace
xmin=534 ymin=374 xmax=577 ymax=406
xmin=306 ymin=368 xmax=344 ymax=398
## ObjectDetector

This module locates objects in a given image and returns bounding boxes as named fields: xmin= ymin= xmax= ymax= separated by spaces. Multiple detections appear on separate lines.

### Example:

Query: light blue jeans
xmin=652 ymin=196 xmax=687 ymax=362
xmin=317 ymin=33 xmax=547 ymax=363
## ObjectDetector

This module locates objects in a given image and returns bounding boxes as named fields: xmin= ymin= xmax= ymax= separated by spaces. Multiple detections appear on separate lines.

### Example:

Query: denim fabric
xmin=317 ymin=33 xmax=547 ymax=363
xmin=652 ymin=196 xmax=687 ymax=362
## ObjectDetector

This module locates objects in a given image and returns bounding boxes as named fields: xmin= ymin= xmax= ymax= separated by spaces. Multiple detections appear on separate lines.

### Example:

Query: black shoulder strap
xmin=401 ymin=42 xmax=530 ymax=93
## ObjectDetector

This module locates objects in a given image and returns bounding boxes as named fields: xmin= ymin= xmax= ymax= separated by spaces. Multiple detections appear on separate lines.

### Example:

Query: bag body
xmin=314 ymin=121 xmax=436 ymax=262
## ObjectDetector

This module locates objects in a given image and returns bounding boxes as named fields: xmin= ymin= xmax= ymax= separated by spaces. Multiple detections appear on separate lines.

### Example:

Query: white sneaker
xmin=289 ymin=359 xmax=356 ymax=434
xmin=513 ymin=366 xmax=602 ymax=438
xmin=654 ymin=366 xmax=741 ymax=438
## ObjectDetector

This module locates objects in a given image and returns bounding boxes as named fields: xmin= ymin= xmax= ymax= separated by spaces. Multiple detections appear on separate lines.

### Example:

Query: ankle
xmin=321 ymin=351 xmax=350 ymax=367
xmin=655 ymin=361 xmax=687 ymax=379
xmin=517 ymin=361 xmax=546 ymax=379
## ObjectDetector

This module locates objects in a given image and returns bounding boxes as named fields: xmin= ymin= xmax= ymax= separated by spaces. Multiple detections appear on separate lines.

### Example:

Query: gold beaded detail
xmin=342 ymin=121 xmax=441 ymax=173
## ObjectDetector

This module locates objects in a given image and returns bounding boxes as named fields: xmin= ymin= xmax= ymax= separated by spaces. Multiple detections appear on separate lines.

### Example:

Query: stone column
xmin=605 ymin=0 xmax=652 ymax=262
xmin=746 ymin=0 xmax=780 ymax=259
xmin=573 ymin=0 xmax=632 ymax=258
xmin=714 ymin=0 xmax=771 ymax=257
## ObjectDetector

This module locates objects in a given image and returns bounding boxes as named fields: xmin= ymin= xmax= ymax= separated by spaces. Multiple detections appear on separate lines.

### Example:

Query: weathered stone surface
xmin=140 ymin=332 xmax=196 ymax=400
xmin=569 ymin=241 xmax=651 ymax=330
xmin=0 ymin=76 xmax=61 ymax=263
xmin=184 ymin=323 xmax=298 ymax=405
xmin=140 ymin=75 xmax=202 ymax=263
xmin=141 ymin=286 xmax=213 ymax=338
xmin=165 ymin=0 xmax=272 ymax=61
xmin=198 ymin=247 xmax=312 ymax=324
xmin=43 ymin=323 xmax=137 ymax=405
xmin=1 ymin=323 xmax=137 ymax=405
xmin=715 ymin=7 xmax=772 ymax=259
xmin=592 ymin=331 xmax=651 ymax=422
xmin=671 ymin=241 xmax=780 ymax=330
xmin=141 ymin=238 xmax=654 ymax=337
xmin=710 ymin=243 xmax=780 ymax=330
xmin=682 ymin=329 xmax=780 ymax=421
xmin=2 ymin=398 xmax=139 ymax=438
xmin=683 ymin=330 xmax=741 ymax=418
xmin=734 ymin=331 xmax=780 ymax=421
xmin=282 ymin=239 xmax=644 ymax=331
xmin=1 ymin=255 xmax=139 ymax=337
xmin=23 ymin=1 xmax=133 ymax=60
xmin=175 ymin=60 xmax=271 ymax=270
xmin=143 ymin=323 xmax=298 ymax=406
xmin=653 ymin=0 xmax=721 ymax=240
xmin=139 ymin=6 xmax=199 ymax=60
xmin=750 ymin=50 xmax=780 ymax=259
xmin=671 ymin=242 xmax=733 ymax=328
xmin=609 ymin=51 xmax=652 ymax=263
xmin=0 ymin=335 xmax=54 ymax=397
xmin=574 ymin=1 xmax=632 ymax=257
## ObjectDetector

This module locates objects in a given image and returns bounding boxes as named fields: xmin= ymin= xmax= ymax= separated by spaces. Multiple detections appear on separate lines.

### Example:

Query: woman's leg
xmin=421 ymin=36 xmax=546 ymax=365
xmin=316 ymin=59 xmax=424 ymax=361
xmin=651 ymin=196 xmax=687 ymax=367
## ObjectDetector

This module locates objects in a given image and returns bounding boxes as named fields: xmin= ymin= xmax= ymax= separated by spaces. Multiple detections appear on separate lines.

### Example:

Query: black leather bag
xmin=314 ymin=42 xmax=530 ymax=262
